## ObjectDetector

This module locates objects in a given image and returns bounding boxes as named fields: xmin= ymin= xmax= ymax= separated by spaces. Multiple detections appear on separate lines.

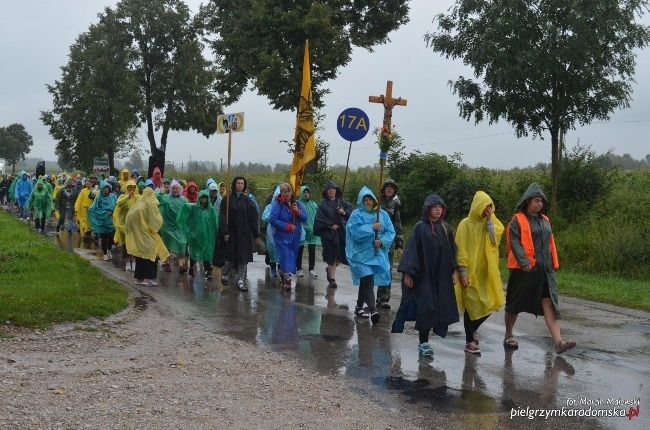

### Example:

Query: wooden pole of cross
xmin=369 ymin=81 xmax=407 ymax=253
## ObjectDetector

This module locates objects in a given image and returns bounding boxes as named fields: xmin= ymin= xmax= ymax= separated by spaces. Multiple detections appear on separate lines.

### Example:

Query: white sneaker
xmin=296 ymin=269 xmax=304 ymax=277
xmin=107 ymin=250 xmax=113 ymax=259
xmin=103 ymin=254 xmax=111 ymax=261
xmin=125 ymin=262 xmax=131 ymax=271
xmin=309 ymin=270 xmax=318 ymax=278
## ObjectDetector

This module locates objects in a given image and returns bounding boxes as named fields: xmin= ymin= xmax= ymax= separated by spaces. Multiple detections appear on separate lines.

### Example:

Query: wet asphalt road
xmin=12 ymin=211 xmax=650 ymax=430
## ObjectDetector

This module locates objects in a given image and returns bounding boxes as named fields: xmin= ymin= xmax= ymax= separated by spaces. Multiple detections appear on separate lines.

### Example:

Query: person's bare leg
xmin=541 ymin=298 xmax=562 ymax=344
xmin=504 ymin=311 xmax=518 ymax=337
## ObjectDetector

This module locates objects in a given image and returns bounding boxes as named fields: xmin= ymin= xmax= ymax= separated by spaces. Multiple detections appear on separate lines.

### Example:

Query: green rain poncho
xmin=298 ymin=185 xmax=321 ymax=246
xmin=28 ymin=178 xmax=54 ymax=220
xmin=157 ymin=181 xmax=188 ymax=254
xmin=176 ymin=190 xmax=218 ymax=261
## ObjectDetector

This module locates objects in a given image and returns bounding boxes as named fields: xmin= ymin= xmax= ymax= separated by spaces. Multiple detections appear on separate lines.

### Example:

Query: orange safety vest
xmin=507 ymin=212 xmax=559 ymax=269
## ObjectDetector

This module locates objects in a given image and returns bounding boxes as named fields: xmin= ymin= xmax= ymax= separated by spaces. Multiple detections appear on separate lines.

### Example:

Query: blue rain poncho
xmin=88 ymin=181 xmax=117 ymax=234
xmin=345 ymin=186 xmax=395 ymax=286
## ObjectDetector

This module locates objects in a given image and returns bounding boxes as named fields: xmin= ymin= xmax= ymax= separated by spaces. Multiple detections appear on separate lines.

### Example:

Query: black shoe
xmin=205 ymin=272 xmax=213 ymax=281
xmin=370 ymin=312 xmax=380 ymax=325
xmin=376 ymin=301 xmax=391 ymax=310
xmin=354 ymin=307 xmax=369 ymax=318
xmin=328 ymin=279 xmax=337 ymax=288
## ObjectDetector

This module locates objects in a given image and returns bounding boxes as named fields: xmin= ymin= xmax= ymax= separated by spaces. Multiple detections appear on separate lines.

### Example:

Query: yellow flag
xmin=290 ymin=40 xmax=316 ymax=197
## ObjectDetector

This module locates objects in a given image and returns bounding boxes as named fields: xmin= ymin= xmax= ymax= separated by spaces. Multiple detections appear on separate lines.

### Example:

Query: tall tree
xmin=42 ymin=16 xmax=140 ymax=174
xmin=200 ymin=0 xmax=411 ymax=111
xmin=425 ymin=0 xmax=650 ymax=208
xmin=110 ymin=0 xmax=222 ymax=177
xmin=0 ymin=124 xmax=34 ymax=175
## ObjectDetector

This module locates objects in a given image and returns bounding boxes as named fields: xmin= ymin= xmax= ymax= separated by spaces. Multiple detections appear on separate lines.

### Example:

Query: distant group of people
xmin=2 ymin=167 xmax=576 ymax=356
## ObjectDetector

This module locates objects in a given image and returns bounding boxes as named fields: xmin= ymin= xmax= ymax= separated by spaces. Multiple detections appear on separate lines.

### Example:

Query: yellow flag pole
xmin=226 ymin=123 xmax=232 ymax=225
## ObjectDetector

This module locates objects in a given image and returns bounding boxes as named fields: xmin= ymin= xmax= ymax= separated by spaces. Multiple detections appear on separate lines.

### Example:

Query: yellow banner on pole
xmin=289 ymin=40 xmax=316 ymax=197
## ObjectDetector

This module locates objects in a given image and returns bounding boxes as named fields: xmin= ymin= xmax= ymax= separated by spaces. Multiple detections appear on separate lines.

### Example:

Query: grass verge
xmin=498 ymin=259 xmax=649 ymax=312
xmin=0 ymin=210 xmax=129 ymax=332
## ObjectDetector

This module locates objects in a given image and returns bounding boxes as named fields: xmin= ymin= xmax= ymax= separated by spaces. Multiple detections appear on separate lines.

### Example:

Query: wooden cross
xmin=369 ymin=80 xmax=407 ymax=139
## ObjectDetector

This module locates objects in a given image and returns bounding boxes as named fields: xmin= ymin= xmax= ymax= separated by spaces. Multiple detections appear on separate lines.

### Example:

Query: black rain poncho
xmin=392 ymin=194 xmax=460 ymax=337
xmin=313 ymin=180 xmax=352 ymax=266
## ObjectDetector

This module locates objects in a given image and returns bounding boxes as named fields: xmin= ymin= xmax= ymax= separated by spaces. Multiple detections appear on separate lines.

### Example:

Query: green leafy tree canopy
xmin=0 ymin=124 xmax=34 ymax=175
xmin=425 ymin=0 xmax=650 ymax=208
xmin=200 ymin=0 xmax=411 ymax=111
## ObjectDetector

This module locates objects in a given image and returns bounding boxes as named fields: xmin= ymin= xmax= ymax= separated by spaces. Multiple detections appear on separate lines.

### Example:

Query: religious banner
xmin=289 ymin=40 xmax=316 ymax=198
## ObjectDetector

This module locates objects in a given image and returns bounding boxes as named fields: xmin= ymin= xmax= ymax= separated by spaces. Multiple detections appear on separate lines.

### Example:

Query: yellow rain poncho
xmin=113 ymin=180 xmax=139 ymax=246
xmin=75 ymin=183 xmax=95 ymax=235
xmin=454 ymin=191 xmax=505 ymax=320
xmin=125 ymin=187 xmax=169 ymax=262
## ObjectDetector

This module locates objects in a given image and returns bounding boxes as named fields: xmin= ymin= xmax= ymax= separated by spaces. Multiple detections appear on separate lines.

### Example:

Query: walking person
xmin=14 ymin=170 xmax=33 ymax=221
xmin=261 ymin=185 xmax=281 ymax=277
xmin=177 ymin=189 xmax=219 ymax=280
xmin=296 ymin=185 xmax=321 ymax=278
xmin=376 ymin=179 xmax=404 ymax=309
xmin=313 ymin=180 xmax=352 ymax=288
xmin=158 ymin=180 xmax=188 ymax=273
xmin=113 ymin=180 xmax=139 ymax=271
xmin=391 ymin=193 xmax=460 ymax=357
xmin=125 ymin=187 xmax=170 ymax=286
xmin=88 ymin=180 xmax=117 ymax=261
xmin=503 ymin=183 xmax=576 ymax=354
xmin=346 ymin=186 xmax=395 ymax=325
xmin=219 ymin=177 xmax=260 ymax=291
xmin=54 ymin=178 xmax=79 ymax=234
xmin=28 ymin=177 xmax=53 ymax=233
xmin=269 ymin=183 xmax=307 ymax=291
xmin=455 ymin=191 xmax=505 ymax=354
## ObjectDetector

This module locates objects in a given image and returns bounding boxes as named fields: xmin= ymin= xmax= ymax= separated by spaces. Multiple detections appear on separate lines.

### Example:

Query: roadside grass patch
xmin=0 ymin=210 xmax=128 ymax=332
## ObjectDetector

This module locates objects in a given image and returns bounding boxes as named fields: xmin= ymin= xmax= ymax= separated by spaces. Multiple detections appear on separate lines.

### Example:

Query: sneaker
xmin=103 ymin=254 xmax=111 ymax=261
xmin=107 ymin=250 xmax=112 ymax=259
xmin=328 ymin=279 xmax=337 ymax=288
xmin=135 ymin=280 xmax=149 ymax=286
xmin=221 ymin=273 xmax=228 ymax=286
xmin=354 ymin=307 xmax=370 ymax=318
xmin=283 ymin=279 xmax=291 ymax=291
xmin=125 ymin=262 xmax=131 ymax=271
xmin=270 ymin=268 xmax=277 ymax=277
xmin=147 ymin=280 xmax=159 ymax=287
xmin=237 ymin=280 xmax=248 ymax=291
xmin=296 ymin=269 xmax=304 ymax=277
xmin=205 ymin=272 xmax=213 ymax=281
xmin=370 ymin=312 xmax=380 ymax=325
xmin=418 ymin=342 xmax=434 ymax=357
xmin=465 ymin=341 xmax=481 ymax=354
xmin=308 ymin=270 xmax=318 ymax=278
xmin=376 ymin=301 xmax=391 ymax=310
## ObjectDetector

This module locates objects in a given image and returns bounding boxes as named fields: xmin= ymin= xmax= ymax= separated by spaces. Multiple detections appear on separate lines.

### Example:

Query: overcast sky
xmin=1 ymin=0 xmax=648 ymax=171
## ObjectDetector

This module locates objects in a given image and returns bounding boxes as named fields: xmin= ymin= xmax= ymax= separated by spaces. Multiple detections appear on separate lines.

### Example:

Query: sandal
xmin=555 ymin=339 xmax=576 ymax=354
xmin=503 ymin=335 xmax=519 ymax=349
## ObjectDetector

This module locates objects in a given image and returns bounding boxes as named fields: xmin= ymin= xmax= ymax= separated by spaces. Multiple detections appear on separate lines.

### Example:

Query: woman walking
xmin=503 ymin=183 xmax=576 ymax=354
xmin=455 ymin=191 xmax=505 ymax=354
xmin=270 ymin=183 xmax=307 ymax=291
xmin=346 ymin=186 xmax=395 ymax=324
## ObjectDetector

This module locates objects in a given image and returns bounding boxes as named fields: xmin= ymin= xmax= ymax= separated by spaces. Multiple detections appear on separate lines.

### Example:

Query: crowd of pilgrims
xmin=0 ymin=169 xmax=576 ymax=356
